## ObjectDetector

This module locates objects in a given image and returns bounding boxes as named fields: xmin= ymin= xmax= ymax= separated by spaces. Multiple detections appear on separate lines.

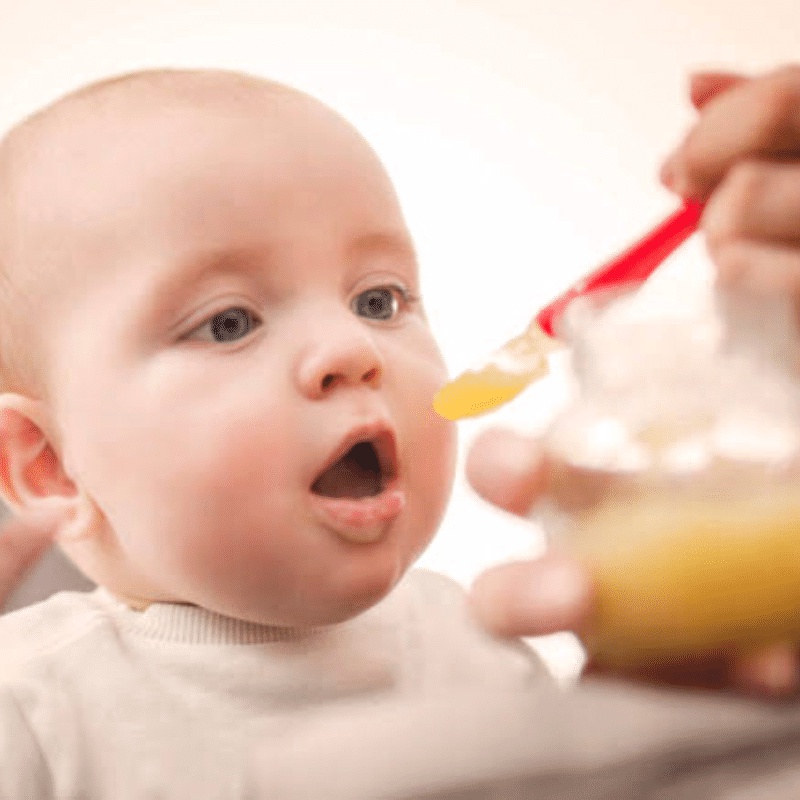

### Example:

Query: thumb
xmin=465 ymin=427 xmax=546 ymax=517
xmin=469 ymin=555 xmax=594 ymax=638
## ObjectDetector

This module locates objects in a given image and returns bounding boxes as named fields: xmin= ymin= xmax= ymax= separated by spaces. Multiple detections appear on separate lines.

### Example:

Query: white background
xmin=2 ymin=0 xmax=799 ymax=677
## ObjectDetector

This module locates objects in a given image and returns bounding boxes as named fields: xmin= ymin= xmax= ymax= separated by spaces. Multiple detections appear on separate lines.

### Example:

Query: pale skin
xmin=468 ymin=65 xmax=800 ymax=697
xmin=0 ymin=73 xmax=457 ymax=626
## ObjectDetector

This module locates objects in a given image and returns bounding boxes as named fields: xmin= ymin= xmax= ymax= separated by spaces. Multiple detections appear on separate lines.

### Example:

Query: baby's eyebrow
xmin=156 ymin=248 xmax=263 ymax=296
xmin=346 ymin=231 xmax=418 ymax=265
xmin=154 ymin=232 xmax=415 ymax=303
xmin=135 ymin=247 xmax=267 ymax=331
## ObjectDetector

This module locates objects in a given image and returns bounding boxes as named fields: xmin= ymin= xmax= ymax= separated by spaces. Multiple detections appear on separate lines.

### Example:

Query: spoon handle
xmin=536 ymin=200 xmax=704 ymax=336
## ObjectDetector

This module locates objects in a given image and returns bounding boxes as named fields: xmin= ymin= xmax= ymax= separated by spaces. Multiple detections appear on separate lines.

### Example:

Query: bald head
xmin=0 ymin=68 xmax=321 ymax=399
xmin=3 ymin=68 xmax=294 ymax=154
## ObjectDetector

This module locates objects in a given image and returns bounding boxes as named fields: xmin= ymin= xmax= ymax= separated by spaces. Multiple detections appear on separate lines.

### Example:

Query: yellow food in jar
xmin=569 ymin=490 xmax=800 ymax=668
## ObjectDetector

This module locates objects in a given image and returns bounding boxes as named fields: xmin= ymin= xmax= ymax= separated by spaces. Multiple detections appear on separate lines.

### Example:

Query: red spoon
xmin=433 ymin=200 xmax=705 ymax=420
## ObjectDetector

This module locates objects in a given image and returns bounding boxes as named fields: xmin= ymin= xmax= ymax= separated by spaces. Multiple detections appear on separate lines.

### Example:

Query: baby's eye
xmin=351 ymin=286 xmax=413 ymax=321
xmin=189 ymin=307 xmax=260 ymax=343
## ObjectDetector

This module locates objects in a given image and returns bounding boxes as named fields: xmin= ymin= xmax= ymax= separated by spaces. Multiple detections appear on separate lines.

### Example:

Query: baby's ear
xmin=0 ymin=393 xmax=93 ymax=540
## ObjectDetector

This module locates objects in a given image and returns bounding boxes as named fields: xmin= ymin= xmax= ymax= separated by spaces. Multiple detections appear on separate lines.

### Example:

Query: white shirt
xmin=0 ymin=569 xmax=547 ymax=799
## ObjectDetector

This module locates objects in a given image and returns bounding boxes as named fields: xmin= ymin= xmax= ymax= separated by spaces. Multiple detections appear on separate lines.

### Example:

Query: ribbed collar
xmin=93 ymin=588 xmax=323 ymax=645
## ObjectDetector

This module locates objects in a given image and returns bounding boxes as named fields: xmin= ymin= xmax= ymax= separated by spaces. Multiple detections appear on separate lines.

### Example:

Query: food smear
xmin=433 ymin=322 xmax=558 ymax=420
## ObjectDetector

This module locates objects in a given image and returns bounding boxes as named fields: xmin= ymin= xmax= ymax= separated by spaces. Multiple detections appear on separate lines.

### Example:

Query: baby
xmin=0 ymin=69 xmax=545 ymax=798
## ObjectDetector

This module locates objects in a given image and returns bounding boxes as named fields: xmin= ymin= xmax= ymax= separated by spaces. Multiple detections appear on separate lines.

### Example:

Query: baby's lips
xmin=309 ymin=488 xmax=406 ymax=545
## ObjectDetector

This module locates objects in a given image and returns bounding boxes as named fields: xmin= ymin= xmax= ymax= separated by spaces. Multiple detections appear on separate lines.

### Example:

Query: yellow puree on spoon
xmin=432 ymin=321 xmax=559 ymax=420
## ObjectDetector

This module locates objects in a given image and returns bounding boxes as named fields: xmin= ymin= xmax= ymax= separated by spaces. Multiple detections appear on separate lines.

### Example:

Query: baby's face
xmin=25 ymin=87 xmax=457 ymax=625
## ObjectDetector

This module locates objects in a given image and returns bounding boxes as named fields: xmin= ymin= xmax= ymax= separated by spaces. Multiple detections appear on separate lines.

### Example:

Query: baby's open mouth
xmin=311 ymin=431 xmax=398 ymax=499
xmin=308 ymin=428 xmax=404 ymax=542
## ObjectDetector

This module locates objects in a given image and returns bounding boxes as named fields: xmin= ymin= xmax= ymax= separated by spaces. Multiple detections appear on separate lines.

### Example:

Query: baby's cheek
xmin=401 ymin=347 xmax=458 ymax=490
xmin=407 ymin=404 xmax=457 ymax=536
xmin=426 ymin=415 xmax=458 ymax=501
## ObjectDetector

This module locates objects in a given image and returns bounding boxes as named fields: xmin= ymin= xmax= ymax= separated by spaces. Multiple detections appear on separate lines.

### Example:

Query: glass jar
xmin=535 ymin=284 xmax=800 ymax=669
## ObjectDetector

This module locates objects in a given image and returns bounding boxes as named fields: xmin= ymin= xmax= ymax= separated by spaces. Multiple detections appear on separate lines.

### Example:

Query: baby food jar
xmin=535 ymin=284 xmax=800 ymax=669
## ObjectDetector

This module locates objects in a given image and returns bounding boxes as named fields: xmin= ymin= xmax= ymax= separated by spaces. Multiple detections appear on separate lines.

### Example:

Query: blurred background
xmin=1 ymin=0 xmax=798 ymax=678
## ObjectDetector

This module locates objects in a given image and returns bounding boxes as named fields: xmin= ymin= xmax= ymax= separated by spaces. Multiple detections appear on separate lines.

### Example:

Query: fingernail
xmin=660 ymin=158 xmax=677 ymax=188
xmin=523 ymin=561 xmax=589 ymax=622
xmin=660 ymin=157 xmax=691 ymax=198
xmin=470 ymin=429 xmax=540 ymax=484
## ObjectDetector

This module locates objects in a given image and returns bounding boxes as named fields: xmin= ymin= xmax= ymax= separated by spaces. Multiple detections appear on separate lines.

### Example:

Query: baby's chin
xmin=241 ymin=588 xmax=398 ymax=628
xmin=217 ymin=570 xmax=406 ymax=628
xmin=85 ymin=540 xmax=413 ymax=626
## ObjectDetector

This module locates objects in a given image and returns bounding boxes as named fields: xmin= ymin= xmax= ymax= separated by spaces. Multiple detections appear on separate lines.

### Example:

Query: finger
xmin=468 ymin=555 xmax=594 ymax=638
xmin=661 ymin=72 xmax=748 ymax=189
xmin=729 ymin=643 xmax=800 ymax=698
xmin=690 ymin=71 xmax=748 ymax=110
xmin=0 ymin=513 xmax=57 ymax=607
xmin=710 ymin=239 xmax=800 ymax=298
xmin=465 ymin=427 xmax=546 ymax=517
xmin=702 ymin=160 xmax=800 ymax=246
xmin=667 ymin=65 xmax=800 ymax=200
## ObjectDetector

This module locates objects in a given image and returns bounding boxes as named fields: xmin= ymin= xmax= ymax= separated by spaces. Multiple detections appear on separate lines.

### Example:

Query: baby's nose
xmin=297 ymin=329 xmax=384 ymax=399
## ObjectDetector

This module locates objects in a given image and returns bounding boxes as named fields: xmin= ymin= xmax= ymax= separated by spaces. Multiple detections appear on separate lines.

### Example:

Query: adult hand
xmin=661 ymin=66 xmax=800 ymax=298
xmin=467 ymin=65 xmax=800 ymax=698
xmin=466 ymin=66 xmax=800 ymax=696
xmin=0 ymin=511 xmax=57 ymax=610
